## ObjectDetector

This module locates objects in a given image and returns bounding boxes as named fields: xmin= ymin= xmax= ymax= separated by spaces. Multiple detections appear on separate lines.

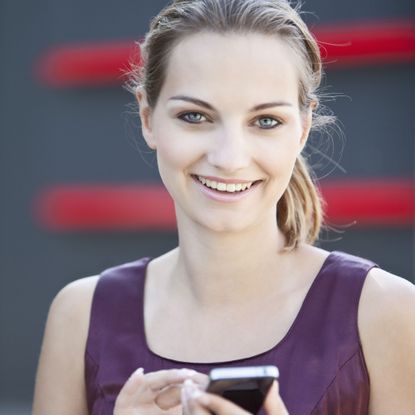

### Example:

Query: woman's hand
xmin=114 ymin=367 xmax=209 ymax=415
xmin=181 ymin=379 xmax=289 ymax=415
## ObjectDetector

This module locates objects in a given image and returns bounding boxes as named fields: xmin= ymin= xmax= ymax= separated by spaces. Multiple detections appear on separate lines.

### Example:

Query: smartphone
xmin=206 ymin=365 xmax=279 ymax=414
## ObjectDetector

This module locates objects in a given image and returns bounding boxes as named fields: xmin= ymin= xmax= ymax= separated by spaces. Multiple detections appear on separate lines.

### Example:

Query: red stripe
xmin=322 ymin=179 xmax=414 ymax=226
xmin=314 ymin=20 xmax=415 ymax=67
xmin=35 ymin=41 xmax=141 ymax=87
xmin=34 ymin=180 xmax=415 ymax=231
xmin=35 ymin=20 xmax=415 ymax=87
xmin=35 ymin=185 xmax=177 ymax=230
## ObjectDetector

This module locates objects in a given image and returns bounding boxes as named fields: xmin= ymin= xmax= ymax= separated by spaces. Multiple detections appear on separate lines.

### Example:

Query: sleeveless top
xmin=85 ymin=250 xmax=378 ymax=415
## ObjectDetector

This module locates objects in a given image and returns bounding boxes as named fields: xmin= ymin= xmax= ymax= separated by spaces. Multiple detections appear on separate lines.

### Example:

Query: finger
xmin=154 ymin=371 xmax=208 ymax=410
xmin=155 ymin=384 xmax=182 ymax=410
xmin=190 ymin=372 xmax=210 ymax=389
xmin=185 ymin=397 xmax=211 ymax=415
xmin=263 ymin=381 xmax=289 ymax=415
xmin=114 ymin=367 xmax=147 ymax=409
xmin=182 ymin=380 xmax=211 ymax=415
xmin=195 ymin=391 xmax=251 ymax=415
xmin=146 ymin=368 xmax=198 ymax=391
xmin=181 ymin=379 xmax=200 ymax=408
xmin=122 ymin=367 xmax=145 ymax=396
xmin=181 ymin=382 xmax=193 ymax=415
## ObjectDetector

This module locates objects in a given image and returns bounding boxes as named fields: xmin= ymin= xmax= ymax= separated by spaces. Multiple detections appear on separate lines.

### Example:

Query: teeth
xmin=217 ymin=182 xmax=226 ymax=191
xmin=197 ymin=176 xmax=255 ymax=193
xmin=227 ymin=184 xmax=236 ymax=192
xmin=205 ymin=179 xmax=218 ymax=189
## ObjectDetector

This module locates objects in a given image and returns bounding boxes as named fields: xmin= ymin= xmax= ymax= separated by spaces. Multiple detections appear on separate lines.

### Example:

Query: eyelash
xmin=177 ymin=111 xmax=282 ymax=130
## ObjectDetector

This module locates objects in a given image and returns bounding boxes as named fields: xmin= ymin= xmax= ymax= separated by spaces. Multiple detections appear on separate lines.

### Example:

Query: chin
xmin=192 ymin=214 xmax=257 ymax=234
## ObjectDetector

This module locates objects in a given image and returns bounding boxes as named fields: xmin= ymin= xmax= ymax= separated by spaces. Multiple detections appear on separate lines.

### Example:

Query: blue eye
xmin=178 ymin=112 xmax=281 ymax=129
xmin=254 ymin=117 xmax=280 ymax=129
xmin=178 ymin=112 xmax=207 ymax=124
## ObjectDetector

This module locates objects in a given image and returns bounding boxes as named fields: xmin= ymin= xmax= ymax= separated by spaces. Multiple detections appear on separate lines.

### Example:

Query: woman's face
xmin=138 ymin=31 xmax=312 ymax=233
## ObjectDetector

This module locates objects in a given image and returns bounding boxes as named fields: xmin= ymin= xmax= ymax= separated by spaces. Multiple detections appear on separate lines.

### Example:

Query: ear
xmin=135 ymin=87 xmax=157 ymax=150
xmin=298 ymin=101 xmax=316 ymax=154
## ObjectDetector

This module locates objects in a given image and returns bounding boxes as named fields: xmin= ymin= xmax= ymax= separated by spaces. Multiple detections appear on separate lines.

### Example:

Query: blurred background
xmin=0 ymin=0 xmax=414 ymax=413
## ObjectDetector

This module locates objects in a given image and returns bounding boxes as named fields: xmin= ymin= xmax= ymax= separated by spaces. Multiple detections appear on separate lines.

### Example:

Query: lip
xmin=194 ymin=174 xmax=258 ymax=184
xmin=191 ymin=175 xmax=262 ymax=203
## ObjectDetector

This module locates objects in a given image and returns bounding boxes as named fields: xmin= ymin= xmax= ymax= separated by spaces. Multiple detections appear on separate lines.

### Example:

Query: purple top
xmin=85 ymin=250 xmax=378 ymax=415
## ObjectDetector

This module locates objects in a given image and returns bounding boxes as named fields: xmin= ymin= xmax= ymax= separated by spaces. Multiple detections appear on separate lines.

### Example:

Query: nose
xmin=207 ymin=126 xmax=251 ymax=173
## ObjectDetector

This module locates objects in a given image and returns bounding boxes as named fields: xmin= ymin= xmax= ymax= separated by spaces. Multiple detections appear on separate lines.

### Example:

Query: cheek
xmin=259 ymin=137 xmax=300 ymax=176
xmin=155 ymin=130 xmax=203 ymax=174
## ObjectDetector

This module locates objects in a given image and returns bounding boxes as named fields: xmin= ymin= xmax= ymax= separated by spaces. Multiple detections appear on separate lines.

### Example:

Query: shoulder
xmin=45 ymin=276 xmax=99 ymax=342
xmin=42 ymin=274 xmax=100 ymax=367
xmin=359 ymin=267 xmax=415 ymax=332
xmin=51 ymin=275 xmax=100 ymax=325
xmin=358 ymin=267 xmax=415 ymax=414
xmin=42 ymin=275 xmax=99 ymax=365
xmin=33 ymin=275 xmax=100 ymax=414
xmin=46 ymin=275 xmax=100 ymax=358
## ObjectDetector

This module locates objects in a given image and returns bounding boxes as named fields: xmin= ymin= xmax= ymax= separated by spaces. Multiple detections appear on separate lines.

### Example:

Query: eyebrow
xmin=168 ymin=95 xmax=293 ymax=112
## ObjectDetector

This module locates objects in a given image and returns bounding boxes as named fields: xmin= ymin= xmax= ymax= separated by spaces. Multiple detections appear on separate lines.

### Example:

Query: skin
xmin=32 ymin=32 xmax=415 ymax=415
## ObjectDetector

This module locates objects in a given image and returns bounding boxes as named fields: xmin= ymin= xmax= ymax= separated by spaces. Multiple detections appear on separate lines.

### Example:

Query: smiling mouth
xmin=191 ymin=175 xmax=262 ymax=193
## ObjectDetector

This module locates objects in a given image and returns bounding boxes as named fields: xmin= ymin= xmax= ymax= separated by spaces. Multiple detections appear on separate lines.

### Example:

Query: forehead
xmin=158 ymin=31 xmax=300 ymax=107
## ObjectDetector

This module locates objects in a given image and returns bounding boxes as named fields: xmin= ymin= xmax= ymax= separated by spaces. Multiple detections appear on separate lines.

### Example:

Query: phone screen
xmin=206 ymin=366 xmax=279 ymax=414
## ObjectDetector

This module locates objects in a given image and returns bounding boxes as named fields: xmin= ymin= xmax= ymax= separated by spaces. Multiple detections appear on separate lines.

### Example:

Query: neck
xmin=167 ymin=209 xmax=297 ymax=310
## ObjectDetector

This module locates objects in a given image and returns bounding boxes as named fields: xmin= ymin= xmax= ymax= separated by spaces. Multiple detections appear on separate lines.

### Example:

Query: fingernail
xmin=183 ymin=379 xmax=196 ymax=396
xmin=184 ymin=378 xmax=195 ymax=388
xmin=190 ymin=389 xmax=203 ymax=399
xmin=181 ymin=383 xmax=189 ymax=405
xmin=182 ymin=379 xmax=195 ymax=404
xmin=184 ymin=379 xmax=205 ymax=402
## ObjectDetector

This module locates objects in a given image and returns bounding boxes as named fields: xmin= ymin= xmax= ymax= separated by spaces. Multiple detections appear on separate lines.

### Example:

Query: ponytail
xmin=277 ymin=155 xmax=325 ymax=250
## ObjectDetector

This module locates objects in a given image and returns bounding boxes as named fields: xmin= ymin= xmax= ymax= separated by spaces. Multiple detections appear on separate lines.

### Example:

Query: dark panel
xmin=319 ymin=227 xmax=414 ymax=279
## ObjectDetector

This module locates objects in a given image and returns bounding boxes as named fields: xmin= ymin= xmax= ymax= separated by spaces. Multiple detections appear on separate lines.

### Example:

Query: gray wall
xmin=1 ymin=0 xmax=414 ymax=408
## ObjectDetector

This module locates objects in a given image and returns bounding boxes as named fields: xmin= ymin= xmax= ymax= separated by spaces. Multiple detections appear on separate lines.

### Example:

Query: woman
xmin=32 ymin=0 xmax=415 ymax=414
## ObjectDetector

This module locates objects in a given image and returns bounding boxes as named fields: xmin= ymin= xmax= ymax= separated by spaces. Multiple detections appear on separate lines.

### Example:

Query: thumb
xmin=263 ymin=381 xmax=289 ymax=415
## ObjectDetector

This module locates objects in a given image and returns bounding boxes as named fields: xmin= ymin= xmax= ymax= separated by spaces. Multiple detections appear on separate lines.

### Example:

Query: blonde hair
xmin=127 ymin=0 xmax=334 ymax=250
